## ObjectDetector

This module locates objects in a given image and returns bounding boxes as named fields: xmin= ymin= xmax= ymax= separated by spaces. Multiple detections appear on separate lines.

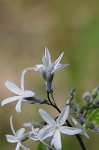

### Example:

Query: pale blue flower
xmin=39 ymin=103 xmax=82 ymax=150
xmin=6 ymin=116 xmax=29 ymax=150
xmin=1 ymin=71 xmax=35 ymax=113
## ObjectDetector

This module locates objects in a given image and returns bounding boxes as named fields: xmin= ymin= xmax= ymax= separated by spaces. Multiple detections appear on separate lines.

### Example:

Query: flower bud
xmin=92 ymin=85 xmax=99 ymax=99
xmin=25 ymin=97 xmax=46 ymax=104
xmin=82 ymin=92 xmax=91 ymax=102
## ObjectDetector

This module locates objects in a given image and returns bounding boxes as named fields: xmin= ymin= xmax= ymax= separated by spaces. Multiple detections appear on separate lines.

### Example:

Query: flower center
xmin=55 ymin=125 xmax=60 ymax=131
xmin=20 ymin=91 xmax=24 ymax=97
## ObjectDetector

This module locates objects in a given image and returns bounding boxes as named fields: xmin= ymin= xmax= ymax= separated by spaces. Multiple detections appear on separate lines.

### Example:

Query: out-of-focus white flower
xmin=6 ymin=116 xmax=29 ymax=150
xmin=24 ymin=122 xmax=53 ymax=149
xmin=1 ymin=71 xmax=35 ymax=113
xmin=39 ymin=102 xmax=82 ymax=150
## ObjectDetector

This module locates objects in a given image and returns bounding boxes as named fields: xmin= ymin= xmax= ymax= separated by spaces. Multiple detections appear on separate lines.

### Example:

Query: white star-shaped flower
xmin=23 ymin=47 xmax=69 ymax=92
xmin=1 ymin=71 xmax=35 ymax=113
xmin=39 ymin=103 xmax=82 ymax=150
xmin=34 ymin=47 xmax=68 ymax=78
xmin=6 ymin=116 xmax=29 ymax=150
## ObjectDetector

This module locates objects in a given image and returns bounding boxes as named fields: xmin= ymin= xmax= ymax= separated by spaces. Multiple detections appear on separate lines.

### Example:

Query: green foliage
xmin=37 ymin=142 xmax=45 ymax=150
xmin=85 ymin=95 xmax=99 ymax=124
xmin=85 ymin=108 xmax=99 ymax=124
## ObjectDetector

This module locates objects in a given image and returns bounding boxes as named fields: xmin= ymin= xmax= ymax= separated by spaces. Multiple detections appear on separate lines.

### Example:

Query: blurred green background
xmin=0 ymin=0 xmax=99 ymax=149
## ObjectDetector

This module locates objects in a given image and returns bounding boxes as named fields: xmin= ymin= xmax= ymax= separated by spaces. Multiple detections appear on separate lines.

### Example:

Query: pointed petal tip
xmin=5 ymin=80 xmax=10 ymax=86
xmin=1 ymin=101 xmax=4 ymax=106
xmin=38 ymin=108 xmax=42 ymax=113
xmin=45 ymin=47 xmax=49 ymax=51
xmin=16 ymin=109 xmax=22 ymax=113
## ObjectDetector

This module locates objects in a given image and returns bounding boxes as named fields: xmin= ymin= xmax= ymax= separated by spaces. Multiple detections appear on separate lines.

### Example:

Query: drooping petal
xmin=16 ymin=128 xmax=25 ymax=138
xmin=15 ymin=99 xmax=22 ymax=113
xmin=23 ymin=67 xmax=35 ymax=72
xmin=57 ymin=104 xmax=69 ymax=126
xmin=34 ymin=64 xmax=45 ymax=72
xmin=60 ymin=126 xmax=82 ymax=135
xmin=20 ymin=70 xmax=26 ymax=91
xmin=24 ymin=90 xmax=35 ymax=97
xmin=1 ymin=96 xmax=21 ymax=106
xmin=10 ymin=116 xmax=16 ymax=135
xmin=15 ymin=142 xmax=21 ymax=150
xmin=53 ymin=130 xmax=61 ymax=150
xmin=6 ymin=135 xmax=18 ymax=143
xmin=39 ymin=109 xmax=56 ymax=125
xmin=5 ymin=81 xmax=21 ymax=95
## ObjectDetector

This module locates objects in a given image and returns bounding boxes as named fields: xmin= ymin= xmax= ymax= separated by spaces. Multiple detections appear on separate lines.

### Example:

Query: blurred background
xmin=0 ymin=0 xmax=99 ymax=149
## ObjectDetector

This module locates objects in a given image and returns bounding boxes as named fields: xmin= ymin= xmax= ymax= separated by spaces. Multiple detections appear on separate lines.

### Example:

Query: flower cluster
xmin=1 ymin=48 xmax=99 ymax=150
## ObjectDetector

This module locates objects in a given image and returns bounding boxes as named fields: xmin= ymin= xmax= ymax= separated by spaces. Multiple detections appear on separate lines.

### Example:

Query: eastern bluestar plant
xmin=1 ymin=48 xmax=99 ymax=150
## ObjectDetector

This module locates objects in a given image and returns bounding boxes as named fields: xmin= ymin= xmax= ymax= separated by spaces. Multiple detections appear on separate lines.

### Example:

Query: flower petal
xmin=54 ymin=52 xmax=64 ymax=69
xmin=20 ymin=143 xmax=30 ymax=150
xmin=24 ymin=90 xmax=35 ymax=97
xmin=71 ymin=117 xmax=89 ymax=138
xmin=60 ymin=126 xmax=82 ymax=135
xmin=38 ymin=125 xmax=54 ymax=141
xmin=16 ymin=128 xmax=25 ymax=138
xmin=34 ymin=64 xmax=44 ymax=72
xmin=10 ymin=115 xmax=16 ymax=135
xmin=39 ymin=109 xmax=56 ymax=125
xmin=15 ymin=99 xmax=22 ymax=113
xmin=15 ymin=142 xmax=21 ymax=150
xmin=5 ymin=81 xmax=21 ymax=95
xmin=71 ymin=117 xmax=78 ymax=126
xmin=1 ymin=96 xmax=21 ymax=106
xmin=52 ymin=64 xmax=69 ymax=73
xmin=53 ymin=130 xmax=61 ymax=150
xmin=6 ymin=135 xmax=18 ymax=143
xmin=20 ymin=70 xmax=26 ymax=91
xmin=57 ymin=104 xmax=69 ymax=126
xmin=42 ymin=47 xmax=51 ymax=67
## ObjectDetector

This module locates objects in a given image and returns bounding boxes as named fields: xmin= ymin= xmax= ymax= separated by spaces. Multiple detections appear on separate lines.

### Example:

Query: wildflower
xmin=24 ymin=48 xmax=69 ymax=92
xmin=36 ymin=47 xmax=69 ymax=92
xmin=1 ymin=71 xmax=35 ymax=113
xmin=39 ymin=103 xmax=82 ymax=150
xmin=6 ymin=116 xmax=29 ymax=150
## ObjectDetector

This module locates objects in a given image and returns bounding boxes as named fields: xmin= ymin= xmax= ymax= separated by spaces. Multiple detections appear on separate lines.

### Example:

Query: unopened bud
xmin=92 ymin=85 xmax=99 ymax=99
xmin=82 ymin=92 xmax=91 ymax=102
xmin=69 ymin=102 xmax=78 ymax=111
xmin=25 ymin=97 xmax=46 ymax=104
